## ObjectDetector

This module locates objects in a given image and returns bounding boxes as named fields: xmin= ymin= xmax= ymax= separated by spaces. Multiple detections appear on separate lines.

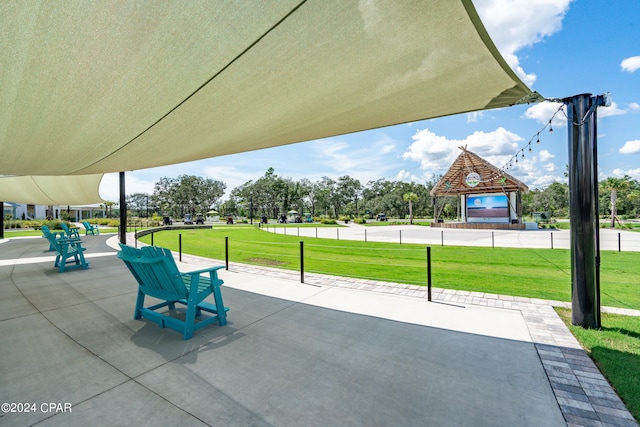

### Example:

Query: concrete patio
xmin=0 ymin=233 xmax=636 ymax=426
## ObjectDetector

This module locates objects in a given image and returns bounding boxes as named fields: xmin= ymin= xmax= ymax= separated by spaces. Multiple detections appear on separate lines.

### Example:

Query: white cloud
xmin=466 ymin=111 xmax=484 ymax=123
xmin=309 ymin=136 xmax=402 ymax=183
xmin=619 ymin=140 xmax=640 ymax=154
xmin=543 ymin=163 xmax=557 ymax=172
xmin=612 ymin=168 xmax=640 ymax=180
xmin=473 ymin=0 xmax=572 ymax=86
xmin=621 ymin=56 xmax=640 ymax=73
xmin=598 ymin=102 xmax=625 ymax=118
xmin=523 ymin=101 xmax=566 ymax=127
xmin=539 ymin=149 xmax=555 ymax=162
xmin=99 ymin=172 xmax=156 ymax=202
xmin=402 ymin=127 xmax=522 ymax=173
xmin=380 ymin=143 xmax=396 ymax=154
xmin=629 ymin=102 xmax=640 ymax=112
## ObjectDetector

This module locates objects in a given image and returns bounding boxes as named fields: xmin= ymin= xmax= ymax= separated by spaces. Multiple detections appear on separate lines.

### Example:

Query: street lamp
xmin=250 ymin=191 xmax=253 ymax=225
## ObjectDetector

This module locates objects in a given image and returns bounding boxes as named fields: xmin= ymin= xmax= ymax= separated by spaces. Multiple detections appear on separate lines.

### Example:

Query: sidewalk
xmin=0 ymin=234 xmax=636 ymax=426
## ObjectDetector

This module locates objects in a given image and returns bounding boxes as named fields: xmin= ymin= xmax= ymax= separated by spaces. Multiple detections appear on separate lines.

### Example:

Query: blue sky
xmin=100 ymin=0 xmax=640 ymax=202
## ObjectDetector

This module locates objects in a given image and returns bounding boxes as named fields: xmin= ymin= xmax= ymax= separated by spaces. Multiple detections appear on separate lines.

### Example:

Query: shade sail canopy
xmin=1 ymin=0 xmax=537 ymax=179
xmin=0 ymin=175 xmax=105 ymax=205
xmin=430 ymin=147 xmax=528 ymax=196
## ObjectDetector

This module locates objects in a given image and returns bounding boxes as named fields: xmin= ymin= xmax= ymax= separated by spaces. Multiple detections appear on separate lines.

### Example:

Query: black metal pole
xmin=119 ymin=172 xmax=127 ymax=244
xmin=0 ymin=201 xmax=4 ymax=240
xmin=618 ymin=232 xmax=621 ymax=252
xmin=567 ymin=93 xmax=601 ymax=328
xmin=250 ymin=192 xmax=253 ymax=225
xmin=551 ymin=232 xmax=553 ymax=249
xmin=399 ymin=230 xmax=402 ymax=244
xmin=151 ymin=232 xmax=154 ymax=246
xmin=179 ymin=233 xmax=182 ymax=262
xmin=427 ymin=247 xmax=432 ymax=302
xmin=225 ymin=236 xmax=229 ymax=270
xmin=300 ymin=241 xmax=304 ymax=283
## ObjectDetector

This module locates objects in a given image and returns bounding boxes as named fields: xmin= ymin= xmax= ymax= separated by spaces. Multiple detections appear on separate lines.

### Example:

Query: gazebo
xmin=430 ymin=147 xmax=529 ymax=229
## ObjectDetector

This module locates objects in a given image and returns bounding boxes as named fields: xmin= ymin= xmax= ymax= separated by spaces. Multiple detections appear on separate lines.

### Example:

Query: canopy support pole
xmin=565 ymin=93 xmax=605 ymax=329
xmin=0 ymin=202 xmax=4 ymax=239
xmin=119 ymin=172 xmax=127 ymax=245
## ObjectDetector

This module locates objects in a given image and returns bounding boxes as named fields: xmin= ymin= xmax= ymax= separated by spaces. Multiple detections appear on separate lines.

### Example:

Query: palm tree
xmin=403 ymin=192 xmax=418 ymax=224
xmin=601 ymin=177 xmax=630 ymax=228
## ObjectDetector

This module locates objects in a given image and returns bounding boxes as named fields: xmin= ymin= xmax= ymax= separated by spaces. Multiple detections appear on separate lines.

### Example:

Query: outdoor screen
xmin=467 ymin=194 xmax=509 ymax=218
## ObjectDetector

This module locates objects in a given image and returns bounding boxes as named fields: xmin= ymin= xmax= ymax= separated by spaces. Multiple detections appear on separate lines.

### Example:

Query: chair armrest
xmin=179 ymin=265 xmax=225 ymax=277
xmin=58 ymin=236 xmax=81 ymax=243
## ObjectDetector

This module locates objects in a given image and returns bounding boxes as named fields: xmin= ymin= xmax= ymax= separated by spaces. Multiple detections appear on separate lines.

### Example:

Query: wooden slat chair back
xmin=117 ymin=243 xmax=229 ymax=340
xmin=41 ymin=224 xmax=66 ymax=251
xmin=41 ymin=228 xmax=89 ymax=272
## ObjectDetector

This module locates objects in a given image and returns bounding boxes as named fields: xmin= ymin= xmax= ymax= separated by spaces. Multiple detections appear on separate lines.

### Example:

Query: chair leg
xmin=183 ymin=297 xmax=198 ymax=340
xmin=212 ymin=286 xmax=227 ymax=326
xmin=134 ymin=289 xmax=145 ymax=320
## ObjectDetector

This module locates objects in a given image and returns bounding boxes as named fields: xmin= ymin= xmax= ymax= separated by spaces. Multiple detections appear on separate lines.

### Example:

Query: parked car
xmin=376 ymin=213 xmax=388 ymax=221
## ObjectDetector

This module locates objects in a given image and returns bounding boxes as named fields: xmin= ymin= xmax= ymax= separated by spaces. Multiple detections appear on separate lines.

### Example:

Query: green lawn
xmin=556 ymin=308 xmax=640 ymax=422
xmin=138 ymin=226 xmax=640 ymax=310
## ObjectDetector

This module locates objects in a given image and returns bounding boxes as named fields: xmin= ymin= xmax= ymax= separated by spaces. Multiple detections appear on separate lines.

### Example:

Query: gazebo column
xmin=509 ymin=192 xmax=517 ymax=222
xmin=459 ymin=194 xmax=466 ymax=222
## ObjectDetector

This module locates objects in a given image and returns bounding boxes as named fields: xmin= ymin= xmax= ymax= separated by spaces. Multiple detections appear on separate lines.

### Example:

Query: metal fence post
xmin=300 ymin=241 xmax=304 ymax=283
xmin=427 ymin=246 xmax=432 ymax=302
xmin=179 ymin=233 xmax=182 ymax=262
xmin=225 ymin=236 xmax=229 ymax=270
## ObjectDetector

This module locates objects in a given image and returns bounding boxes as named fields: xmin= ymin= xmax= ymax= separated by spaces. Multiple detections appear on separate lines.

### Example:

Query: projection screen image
xmin=467 ymin=194 xmax=509 ymax=218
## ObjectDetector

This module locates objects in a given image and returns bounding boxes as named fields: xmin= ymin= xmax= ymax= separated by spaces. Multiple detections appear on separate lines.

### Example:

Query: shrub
xmin=320 ymin=218 xmax=337 ymax=225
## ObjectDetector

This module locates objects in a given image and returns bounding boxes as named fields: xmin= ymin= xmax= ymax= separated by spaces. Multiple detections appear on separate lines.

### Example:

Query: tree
xmin=336 ymin=175 xmax=362 ymax=217
xmin=127 ymin=192 xmax=150 ymax=217
xmin=152 ymin=175 xmax=225 ymax=218
xmin=403 ymin=192 xmax=418 ymax=224
xmin=601 ymin=177 xmax=631 ymax=227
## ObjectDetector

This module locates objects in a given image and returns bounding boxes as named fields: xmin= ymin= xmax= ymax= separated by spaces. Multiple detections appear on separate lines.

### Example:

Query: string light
xmin=498 ymin=104 xmax=565 ymax=174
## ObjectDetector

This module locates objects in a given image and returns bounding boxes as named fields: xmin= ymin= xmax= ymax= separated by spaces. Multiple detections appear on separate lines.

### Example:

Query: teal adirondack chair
xmin=81 ymin=221 xmax=100 ymax=235
xmin=117 ymin=244 xmax=229 ymax=340
xmin=60 ymin=223 xmax=80 ymax=239
xmin=42 ymin=229 xmax=89 ymax=272
xmin=41 ymin=225 xmax=67 ymax=251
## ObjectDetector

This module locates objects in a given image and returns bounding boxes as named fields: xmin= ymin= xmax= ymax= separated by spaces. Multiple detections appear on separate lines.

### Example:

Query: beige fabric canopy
xmin=0 ymin=175 xmax=104 ymax=205
xmin=0 ymin=0 xmax=539 ymax=204
xmin=430 ymin=147 xmax=529 ymax=196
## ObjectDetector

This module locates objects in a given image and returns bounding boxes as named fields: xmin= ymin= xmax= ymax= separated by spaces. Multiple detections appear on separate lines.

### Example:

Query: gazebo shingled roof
xmin=430 ymin=147 xmax=528 ymax=196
